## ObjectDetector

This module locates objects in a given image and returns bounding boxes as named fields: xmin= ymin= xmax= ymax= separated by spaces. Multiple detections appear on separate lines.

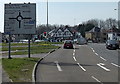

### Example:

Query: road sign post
xmin=28 ymin=35 xmax=31 ymax=58
xmin=8 ymin=34 xmax=12 ymax=59
xmin=4 ymin=3 xmax=36 ymax=58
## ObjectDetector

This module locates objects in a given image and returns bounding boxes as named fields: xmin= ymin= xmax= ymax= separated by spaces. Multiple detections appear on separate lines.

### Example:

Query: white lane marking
xmin=73 ymin=53 xmax=75 ymax=56
xmin=91 ymin=47 xmax=93 ymax=50
xmin=77 ymin=63 xmax=86 ymax=72
xmin=92 ymin=76 xmax=102 ymax=83
xmin=95 ymin=53 xmax=98 ymax=56
xmin=74 ymin=49 xmax=75 ymax=53
xmin=97 ymin=63 xmax=110 ymax=72
xmin=100 ymin=56 xmax=107 ymax=61
xmin=79 ymin=45 xmax=81 ymax=47
xmin=74 ymin=45 xmax=75 ymax=49
xmin=54 ymin=61 xmax=62 ymax=71
xmin=73 ymin=56 xmax=77 ymax=61
xmin=92 ymin=50 xmax=95 ymax=52
xmin=111 ymin=63 xmax=120 ymax=68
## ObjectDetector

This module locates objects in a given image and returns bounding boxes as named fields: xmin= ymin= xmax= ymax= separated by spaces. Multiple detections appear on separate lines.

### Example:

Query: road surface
xmin=36 ymin=43 xmax=119 ymax=83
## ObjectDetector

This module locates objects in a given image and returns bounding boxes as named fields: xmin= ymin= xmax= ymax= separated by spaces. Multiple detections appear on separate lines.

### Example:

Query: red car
xmin=63 ymin=40 xmax=74 ymax=49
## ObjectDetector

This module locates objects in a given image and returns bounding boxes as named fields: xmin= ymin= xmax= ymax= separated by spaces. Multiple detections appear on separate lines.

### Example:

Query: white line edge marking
xmin=111 ymin=63 xmax=120 ymax=68
xmin=77 ymin=63 xmax=86 ymax=71
xmin=73 ymin=56 xmax=77 ymax=61
xmin=54 ymin=61 xmax=62 ymax=71
xmin=92 ymin=76 xmax=102 ymax=83
xmin=97 ymin=63 xmax=110 ymax=72
xmin=100 ymin=56 xmax=107 ymax=61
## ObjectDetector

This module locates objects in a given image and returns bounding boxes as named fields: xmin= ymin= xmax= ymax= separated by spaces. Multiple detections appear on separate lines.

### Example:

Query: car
xmin=63 ymin=40 xmax=74 ymax=49
xmin=106 ymin=40 xmax=119 ymax=50
xmin=76 ymin=38 xmax=87 ymax=45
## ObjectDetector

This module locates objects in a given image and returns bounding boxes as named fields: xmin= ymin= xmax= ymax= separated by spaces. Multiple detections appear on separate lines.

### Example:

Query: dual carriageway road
xmin=36 ymin=43 xmax=119 ymax=83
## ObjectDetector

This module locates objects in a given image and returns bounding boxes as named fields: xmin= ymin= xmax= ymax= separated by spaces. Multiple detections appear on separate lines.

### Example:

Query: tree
xmin=105 ymin=18 xmax=118 ymax=29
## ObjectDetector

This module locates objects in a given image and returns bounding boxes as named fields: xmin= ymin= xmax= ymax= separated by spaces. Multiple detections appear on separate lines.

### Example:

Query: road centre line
xmin=111 ymin=63 xmax=120 ymax=68
xmin=54 ymin=61 xmax=62 ymax=72
xmin=90 ymin=47 xmax=107 ymax=62
xmin=73 ymin=49 xmax=75 ymax=53
xmin=90 ymin=47 xmax=93 ymax=50
xmin=100 ymin=56 xmax=107 ymax=61
xmin=95 ymin=53 xmax=98 ymax=56
xmin=73 ymin=53 xmax=75 ymax=56
xmin=97 ymin=63 xmax=110 ymax=72
xmin=73 ymin=56 xmax=77 ymax=61
xmin=77 ymin=63 xmax=86 ymax=72
xmin=91 ymin=76 xmax=103 ymax=84
xmin=92 ymin=50 xmax=95 ymax=52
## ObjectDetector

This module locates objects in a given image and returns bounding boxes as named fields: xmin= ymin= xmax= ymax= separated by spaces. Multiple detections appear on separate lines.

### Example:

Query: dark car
xmin=106 ymin=40 xmax=119 ymax=50
xmin=63 ymin=40 xmax=74 ymax=49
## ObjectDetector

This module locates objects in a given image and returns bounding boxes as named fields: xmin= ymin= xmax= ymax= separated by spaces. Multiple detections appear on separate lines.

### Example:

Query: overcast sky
xmin=0 ymin=0 xmax=119 ymax=33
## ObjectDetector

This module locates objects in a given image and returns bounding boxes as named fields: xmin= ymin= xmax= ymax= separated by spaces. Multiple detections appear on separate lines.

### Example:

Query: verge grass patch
xmin=2 ymin=58 xmax=40 ymax=82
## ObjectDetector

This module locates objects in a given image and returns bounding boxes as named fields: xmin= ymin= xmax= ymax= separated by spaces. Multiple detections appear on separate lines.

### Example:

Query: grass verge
xmin=2 ymin=45 xmax=59 ymax=55
xmin=2 ymin=58 xmax=40 ymax=82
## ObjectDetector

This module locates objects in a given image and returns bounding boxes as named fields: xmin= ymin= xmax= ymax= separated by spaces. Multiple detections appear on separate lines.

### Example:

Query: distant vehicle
xmin=75 ymin=38 xmax=87 ymax=45
xmin=106 ymin=40 xmax=119 ymax=50
xmin=34 ymin=40 xmax=44 ymax=42
xmin=63 ymin=40 xmax=74 ymax=49
xmin=20 ymin=39 xmax=29 ymax=43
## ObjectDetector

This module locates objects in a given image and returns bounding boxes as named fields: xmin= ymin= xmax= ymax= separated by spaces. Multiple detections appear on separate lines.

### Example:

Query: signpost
xmin=4 ymin=3 xmax=36 ymax=58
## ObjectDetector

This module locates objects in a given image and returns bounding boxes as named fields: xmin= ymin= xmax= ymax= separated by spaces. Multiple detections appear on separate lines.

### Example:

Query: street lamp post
xmin=47 ymin=0 xmax=48 ymax=29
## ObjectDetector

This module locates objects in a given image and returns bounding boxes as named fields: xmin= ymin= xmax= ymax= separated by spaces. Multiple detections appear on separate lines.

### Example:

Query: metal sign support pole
xmin=28 ymin=35 xmax=31 ymax=58
xmin=8 ymin=34 xmax=12 ymax=59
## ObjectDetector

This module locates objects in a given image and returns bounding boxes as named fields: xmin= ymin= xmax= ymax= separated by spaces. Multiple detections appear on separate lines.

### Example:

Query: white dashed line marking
xmin=54 ymin=61 xmax=62 ymax=71
xmin=73 ymin=56 xmax=77 ymax=61
xmin=74 ymin=50 xmax=75 ymax=52
xmin=95 ymin=53 xmax=98 ymax=56
xmin=73 ymin=53 xmax=75 ymax=56
xmin=111 ymin=63 xmax=120 ymax=68
xmin=100 ymin=56 xmax=107 ymax=61
xmin=97 ymin=63 xmax=110 ymax=72
xmin=92 ymin=76 xmax=103 ymax=83
xmin=91 ymin=47 xmax=93 ymax=50
xmin=77 ymin=63 xmax=86 ymax=72
xmin=92 ymin=50 xmax=95 ymax=52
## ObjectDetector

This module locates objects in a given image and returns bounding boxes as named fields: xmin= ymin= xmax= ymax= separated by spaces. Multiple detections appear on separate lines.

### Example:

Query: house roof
xmin=88 ymin=27 xmax=101 ymax=32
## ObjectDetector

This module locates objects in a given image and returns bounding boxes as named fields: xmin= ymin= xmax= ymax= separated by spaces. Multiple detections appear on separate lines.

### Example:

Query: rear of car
xmin=63 ymin=40 xmax=73 ymax=49
xmin=106 ymin=40 xmax=119 ymax=50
